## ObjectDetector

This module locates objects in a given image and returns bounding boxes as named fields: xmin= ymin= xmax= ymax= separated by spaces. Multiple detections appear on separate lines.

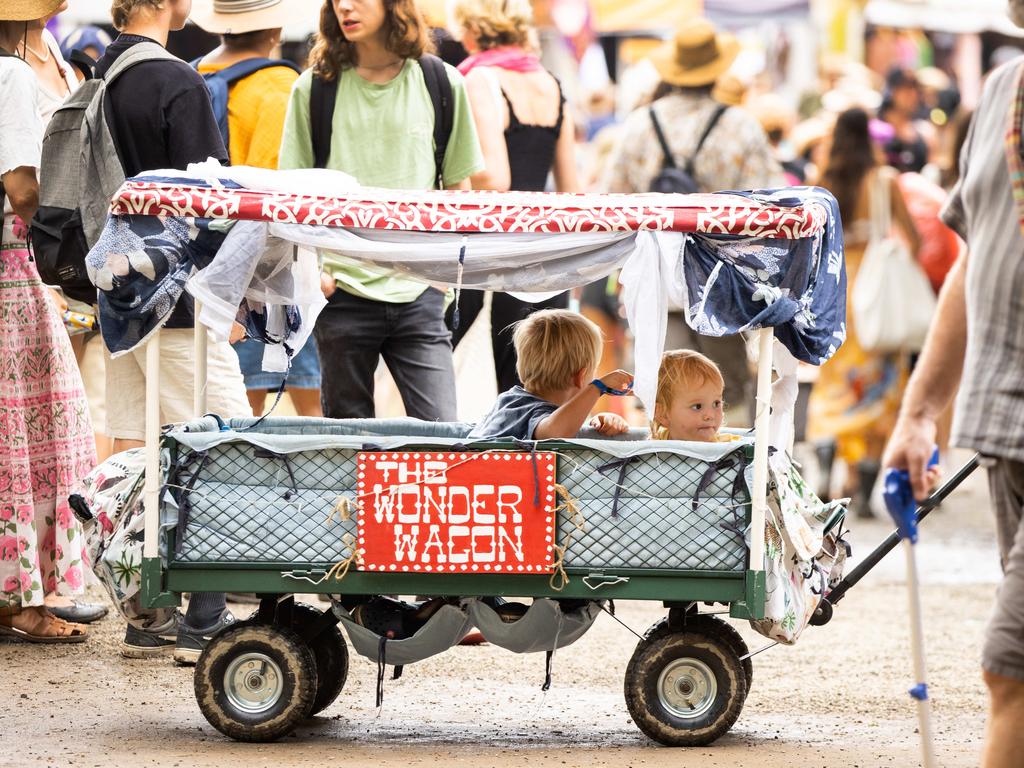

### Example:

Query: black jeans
xmin=445 ymin=290 xmax=570 ymax=393
xmin=313 ymin=288 xmax=457 ymax=420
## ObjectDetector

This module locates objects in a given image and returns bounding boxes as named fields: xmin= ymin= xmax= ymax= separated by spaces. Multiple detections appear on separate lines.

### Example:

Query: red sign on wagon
xmin=356 ymin=451 xmax=556 ymax=574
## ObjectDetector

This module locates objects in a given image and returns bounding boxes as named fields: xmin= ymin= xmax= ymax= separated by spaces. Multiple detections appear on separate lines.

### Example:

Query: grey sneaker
xmin=121 ymin=614 xmax=180 ymax=658
xmin=173 ymin=611 xmax=236 ymax=666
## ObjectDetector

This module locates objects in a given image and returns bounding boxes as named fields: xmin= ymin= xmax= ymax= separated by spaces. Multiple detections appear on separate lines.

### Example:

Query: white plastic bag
xmin=851 ymin=170 xmax=936 ymax=353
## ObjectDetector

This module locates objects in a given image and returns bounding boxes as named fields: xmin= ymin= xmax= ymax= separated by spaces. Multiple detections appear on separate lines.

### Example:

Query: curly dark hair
xmin=309 ymin=0 xmax=434 ymax=81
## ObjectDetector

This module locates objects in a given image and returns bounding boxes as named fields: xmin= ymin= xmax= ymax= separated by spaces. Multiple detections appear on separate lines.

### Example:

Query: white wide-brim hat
xmin=190 ymin=0 xmax=302 ymax=35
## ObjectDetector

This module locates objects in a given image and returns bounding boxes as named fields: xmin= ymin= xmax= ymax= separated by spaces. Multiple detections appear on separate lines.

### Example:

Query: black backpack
xmin=648 ymin=103 xmax=728 ymax=194
xmin=309 ymin=54 xmax=453 ymax=188
xmin=190 ymin=56 xmax=301 ymax=149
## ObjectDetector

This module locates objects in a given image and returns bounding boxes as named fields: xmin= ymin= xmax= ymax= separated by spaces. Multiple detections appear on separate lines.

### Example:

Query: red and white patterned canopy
xmin=111 ymin=179 xmax=828 ymax=239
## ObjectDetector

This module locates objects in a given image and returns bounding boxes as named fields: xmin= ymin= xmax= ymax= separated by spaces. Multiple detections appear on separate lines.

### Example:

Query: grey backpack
xmin=31 ymin=42 xmax=177 ymax=304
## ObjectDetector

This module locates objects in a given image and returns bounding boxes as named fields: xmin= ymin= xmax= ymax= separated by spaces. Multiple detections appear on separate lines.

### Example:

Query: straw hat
xmin=189 ymin=0 xmax=301 ymax=35
xmin=711 ymin=73 xmax=747 ymax=107
xmin=650 ymin=17 xmax=740 ymax=88
xmin=0 ymin=0 xmax=63 ymax=22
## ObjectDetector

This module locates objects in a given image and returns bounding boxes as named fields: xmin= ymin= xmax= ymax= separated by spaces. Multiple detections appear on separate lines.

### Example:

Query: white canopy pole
xmin=193 ymin=302 xmax=208 ymax=416
xmin=749 ymin=328 xmax=773 ymax=574
xmin=143 ymin=334 xmax=161 ymax=559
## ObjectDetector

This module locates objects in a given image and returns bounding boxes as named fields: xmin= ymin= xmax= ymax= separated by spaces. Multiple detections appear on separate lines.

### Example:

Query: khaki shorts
xmin=104 ymin=328 xmax=252 ymax=441
xmin=983 ymin=456 xmax=1024 ymax=681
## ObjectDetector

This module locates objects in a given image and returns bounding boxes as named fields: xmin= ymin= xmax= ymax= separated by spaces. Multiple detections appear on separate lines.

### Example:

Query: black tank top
xmin=501 ymin=76 xmax=565 ymax=192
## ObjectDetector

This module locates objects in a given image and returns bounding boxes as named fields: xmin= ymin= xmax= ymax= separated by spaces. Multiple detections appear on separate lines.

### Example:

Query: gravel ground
xmin=3 ymin=450 xmax=998 ymax=767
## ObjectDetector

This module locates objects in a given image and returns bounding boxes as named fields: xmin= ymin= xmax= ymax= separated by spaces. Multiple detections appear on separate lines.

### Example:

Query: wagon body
xmin=88 ymin=169 xmax=844 ymax=746
xmin=155 ymin=417 xmax=763 ymax=616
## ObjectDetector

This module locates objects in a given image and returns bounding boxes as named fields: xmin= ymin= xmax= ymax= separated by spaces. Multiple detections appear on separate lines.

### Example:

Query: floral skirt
xmin=0 ymin=221 xmax=95 ymax=608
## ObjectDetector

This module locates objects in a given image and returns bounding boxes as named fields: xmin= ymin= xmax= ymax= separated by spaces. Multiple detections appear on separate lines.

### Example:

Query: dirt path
xmin=4 ymin=451 xmax=997 ymax=767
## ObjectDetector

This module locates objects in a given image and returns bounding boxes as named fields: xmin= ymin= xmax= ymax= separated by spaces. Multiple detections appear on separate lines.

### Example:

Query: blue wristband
xmin=591 ymin=378 xmax=633 ymax=396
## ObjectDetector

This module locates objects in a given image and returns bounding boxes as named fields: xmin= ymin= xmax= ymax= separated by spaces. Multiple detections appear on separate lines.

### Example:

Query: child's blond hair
xmin=513 ymin=309 xmax=602 ymax=394
xmin=652 ymin=350 xmax=725 ymax=439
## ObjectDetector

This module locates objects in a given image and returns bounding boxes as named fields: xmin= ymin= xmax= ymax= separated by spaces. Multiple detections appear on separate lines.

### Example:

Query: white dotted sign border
xmin=355 ymin=451 xmax=557 ymax=574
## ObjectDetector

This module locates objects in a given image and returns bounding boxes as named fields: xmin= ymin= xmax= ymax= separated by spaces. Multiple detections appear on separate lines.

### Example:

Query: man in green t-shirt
xmin=279 ymin=0 xmax=483 ymax=420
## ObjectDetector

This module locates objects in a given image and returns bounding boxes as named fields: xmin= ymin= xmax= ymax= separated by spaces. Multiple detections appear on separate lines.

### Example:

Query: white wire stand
xmin=142 ymin=333 xmax=161 ymax=562
xmin=747 ymin=328 xmax=773 ymax=597
xmin=141 ymin=303 xmax=209 ymax=601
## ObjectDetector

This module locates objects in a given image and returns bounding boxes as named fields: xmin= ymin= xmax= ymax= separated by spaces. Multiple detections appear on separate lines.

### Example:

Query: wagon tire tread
xmin=194 ymin=624 xmax=317 ymax=742
xmin=624 ymin=629 xmax=746 ymax=747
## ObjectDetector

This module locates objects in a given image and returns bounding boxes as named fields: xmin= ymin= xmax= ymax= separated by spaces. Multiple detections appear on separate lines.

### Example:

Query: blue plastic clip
xmin=909 ymin=683 xmax=929 ymax=701
xmin=883 ymin=448 xmax=939 ymax=544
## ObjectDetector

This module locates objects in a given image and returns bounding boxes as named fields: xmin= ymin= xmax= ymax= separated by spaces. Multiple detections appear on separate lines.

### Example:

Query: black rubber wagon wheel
xmin=194 ymin=624 xmax=317 ymax=742
xmin=646 ymin=614 xmax=753 ymax=697
xmin=624 ymin=629 xmax=747 ymax=747
xmin=289 ymin=603 xmax=349 ymax=716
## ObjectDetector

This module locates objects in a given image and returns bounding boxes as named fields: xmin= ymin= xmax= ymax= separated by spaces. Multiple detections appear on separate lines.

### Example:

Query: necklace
xmin=23 ymin=38 xmax=50 ymax=63
xmin=356 ymin=58 xmax=403 ymax=71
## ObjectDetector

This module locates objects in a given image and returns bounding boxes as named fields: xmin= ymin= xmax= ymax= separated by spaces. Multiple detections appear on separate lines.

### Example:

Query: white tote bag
xmin=851 ymin=170 xmax=936 ymax=353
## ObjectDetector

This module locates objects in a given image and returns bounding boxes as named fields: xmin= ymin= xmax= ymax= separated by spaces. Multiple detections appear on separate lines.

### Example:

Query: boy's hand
xmin=596 ymin=369 xmax=634 ymax=395
xmin=589 ymin=412 xmax=630 ymax=435
xmin=229 ymin=322 xmax=247 ymax=344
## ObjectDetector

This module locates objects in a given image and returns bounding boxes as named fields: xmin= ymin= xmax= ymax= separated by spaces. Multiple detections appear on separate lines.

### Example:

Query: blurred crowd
xmin=0 ymin=0 xmax=1002 ymax=647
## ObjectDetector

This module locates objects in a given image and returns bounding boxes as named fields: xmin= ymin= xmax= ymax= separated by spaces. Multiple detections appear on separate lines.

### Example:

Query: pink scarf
xmin=457 ymin=46 xmax=543 ymax=76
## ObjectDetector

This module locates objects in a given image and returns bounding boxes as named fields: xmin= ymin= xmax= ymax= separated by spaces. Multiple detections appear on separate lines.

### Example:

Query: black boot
xmin=814 ymin=440 xmax=837 ymax=502
xmin=851 ymin=460 xmax=881 ymax=519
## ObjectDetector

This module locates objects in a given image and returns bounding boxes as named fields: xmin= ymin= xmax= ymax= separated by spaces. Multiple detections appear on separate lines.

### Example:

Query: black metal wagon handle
xmin=810 ymin=453 xmax=980 ymax=626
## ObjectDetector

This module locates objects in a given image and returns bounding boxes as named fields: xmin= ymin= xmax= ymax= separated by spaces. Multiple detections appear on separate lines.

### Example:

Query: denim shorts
xmin=232 ymin=335 xmax=321 ymax=391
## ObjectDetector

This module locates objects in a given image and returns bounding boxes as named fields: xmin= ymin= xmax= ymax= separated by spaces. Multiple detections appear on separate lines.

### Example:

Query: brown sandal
xmin=0 ymin=606 xmax=88 ymax=643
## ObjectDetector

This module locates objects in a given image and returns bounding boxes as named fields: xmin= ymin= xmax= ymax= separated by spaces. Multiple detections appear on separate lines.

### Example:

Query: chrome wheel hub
xmin=224 ymin=652 xmax=284 ymax=714
xmin=657 ymin=657 xmax=717 ymax=719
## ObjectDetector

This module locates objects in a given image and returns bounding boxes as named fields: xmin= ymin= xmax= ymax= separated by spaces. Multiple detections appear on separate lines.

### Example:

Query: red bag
xmin=897 ymin=172 xmax=962 ymax=292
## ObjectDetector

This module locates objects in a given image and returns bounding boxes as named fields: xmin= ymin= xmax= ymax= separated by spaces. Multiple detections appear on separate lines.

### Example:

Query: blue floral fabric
xmin=682 ymin=187 xmax=846 ymax=365
xmin=86 ymin=213 xmax=227 ymax=355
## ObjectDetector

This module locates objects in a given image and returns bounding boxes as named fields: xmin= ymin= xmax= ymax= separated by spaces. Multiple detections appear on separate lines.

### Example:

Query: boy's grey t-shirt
xmin=468 ymin=386 xmax=557 ymax=440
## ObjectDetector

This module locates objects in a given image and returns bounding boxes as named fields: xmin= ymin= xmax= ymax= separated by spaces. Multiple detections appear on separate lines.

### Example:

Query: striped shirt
xmin=941 ymin=58 xmax=1024 ymax=461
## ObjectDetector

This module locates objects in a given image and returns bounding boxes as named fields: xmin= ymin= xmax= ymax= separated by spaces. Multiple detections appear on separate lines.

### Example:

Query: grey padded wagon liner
xmin=333 ymin=604 xmax=474 ymax=666
xmin=167 ymin=417 xmax=751 ymax=572
xmin=332 ymin=599 xmax=603 ymax=665
xmin=466 ymin=598 xmax=602 ymax=653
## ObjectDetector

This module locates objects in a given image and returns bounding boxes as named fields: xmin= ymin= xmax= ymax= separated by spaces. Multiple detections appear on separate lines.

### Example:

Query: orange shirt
xmin=197 ymin=61 xmax=298 ymax=170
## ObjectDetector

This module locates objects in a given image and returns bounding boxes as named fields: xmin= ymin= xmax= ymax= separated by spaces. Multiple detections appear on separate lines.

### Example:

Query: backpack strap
xmin=102 ymin=41 xmax=178 ymax=84
xmin=683 ymin=104 xmax=728 ymax=176
xmin=68 ymin=49 xmax=96 ymax=81
xmin=649 ymin=106 xmax=677 ymax=170
xmin=308 ymin=57 xmax=453 ymax=182
xmin=310 ymin=74 xmax=338 ymax=170
xmin=418 ymin=54 xmax=453 ymax=189
xmin=191 ymin=56 xmax=301 ymax=84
